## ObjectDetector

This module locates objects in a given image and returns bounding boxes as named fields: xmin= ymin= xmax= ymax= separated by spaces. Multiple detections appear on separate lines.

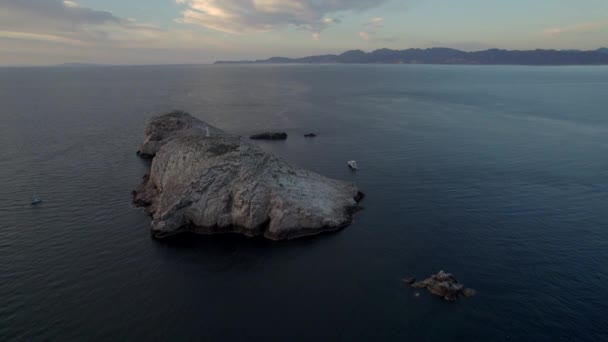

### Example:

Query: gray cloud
xmin=359 ymin=17 xmax=394 ymax=43
xmin=0 ymin=0 xmax=232 ymax=65
xmin=4 ymin=0 xmax=121 ymax=23
xmin=0 ymin=0 xmax=123 ymax=32
xmin=176 ymin=0 xmax=389 ymax=35
xmin=0 ymin=0 xmax=159 ymax=45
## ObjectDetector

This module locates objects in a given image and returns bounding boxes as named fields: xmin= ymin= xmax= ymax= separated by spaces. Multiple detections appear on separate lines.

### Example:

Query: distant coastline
xmin=215 ymin=47 xmax=608 ymax=66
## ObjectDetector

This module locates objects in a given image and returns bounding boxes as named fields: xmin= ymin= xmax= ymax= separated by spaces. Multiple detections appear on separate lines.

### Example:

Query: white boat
xmin=347 ymin=160 xmax=359 ymax=170
xmin=31 ymin=196 xmax=42 ymax=205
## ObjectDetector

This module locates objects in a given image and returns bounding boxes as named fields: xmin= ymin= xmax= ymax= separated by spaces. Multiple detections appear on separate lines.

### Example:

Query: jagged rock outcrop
xmin=136 ymin=110 xmax=224 ymax=157
xmin=405 ymin=271 xmax=476 ymax=301
xmin=133 ymin=111 xmax=363 ymax=240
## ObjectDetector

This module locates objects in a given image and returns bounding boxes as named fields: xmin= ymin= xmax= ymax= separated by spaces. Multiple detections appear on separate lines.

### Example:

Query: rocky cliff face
xmin=136 ymin=110 xmax=224 ymax=157
xmin=133 ymin=111 xmax=363 ymax=240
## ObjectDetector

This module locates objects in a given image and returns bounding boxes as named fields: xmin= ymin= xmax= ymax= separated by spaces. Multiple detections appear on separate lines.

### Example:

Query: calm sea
xmin=0 ymin=64 xmax=607 ymax=340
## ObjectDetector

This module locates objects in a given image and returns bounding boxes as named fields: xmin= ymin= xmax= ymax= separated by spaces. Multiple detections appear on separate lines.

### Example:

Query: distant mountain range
xmin=216 ymin=48 xmax=608 ymax=65
xmin=58 ymin=63 xmax=109 ymax=67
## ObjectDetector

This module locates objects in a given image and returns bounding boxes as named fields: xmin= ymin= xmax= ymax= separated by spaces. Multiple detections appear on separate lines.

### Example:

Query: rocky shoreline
xmin=133 ymin=111 xmax=364 ymax=240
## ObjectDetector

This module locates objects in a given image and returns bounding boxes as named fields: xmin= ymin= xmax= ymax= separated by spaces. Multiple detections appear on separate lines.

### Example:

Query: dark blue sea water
xmin=1 ymin=64 xmax=607 ymax=340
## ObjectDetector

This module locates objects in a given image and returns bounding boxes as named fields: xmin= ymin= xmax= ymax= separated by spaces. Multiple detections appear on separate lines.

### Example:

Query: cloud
xmin=359 ymin=16 xmax=391 ymax=43
xmin=359 ymin=31 xmax=371 ymax=41
xmin=423 ymin=41 xmax=494 ymax=51
xmin=0 ymin=0 xmax=226 ymax=48
xmin=0 ymin=0 xmax=231 ymax=64
xmin=543 ymin=21 xmax=608 ymax=36
xmin=0 ymin=0 xmax=159 ymax=45
xmin=0 ymin=30 xmax=90 ymax=45
xmin=0 ymin=0 xmax=125 ymax=33
xmin=364 ymin=17 xmax=384 ymax=28
xmin=176 ymin=0 xmax=389 ymax=34
xmin=358 ymin=30 xmax=399 ymax=44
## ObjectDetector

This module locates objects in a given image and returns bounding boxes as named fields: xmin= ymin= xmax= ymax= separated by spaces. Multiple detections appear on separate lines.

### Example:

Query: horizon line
xmin=1 ymin=46 xmax=606 ymax=67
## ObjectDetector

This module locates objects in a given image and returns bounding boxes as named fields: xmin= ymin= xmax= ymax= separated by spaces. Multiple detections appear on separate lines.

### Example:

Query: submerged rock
xmin=134 ymin=111 xmax=363 ymax=240
xmin=408 ymin=271 xmax=476 ymax=301
xmin=402 ymin=277 xmax=417 ymax=285
xmin=354 ymin=191 xmax=366 ymax=203
xmin=249 ymin=132 xmax=288 ymax=140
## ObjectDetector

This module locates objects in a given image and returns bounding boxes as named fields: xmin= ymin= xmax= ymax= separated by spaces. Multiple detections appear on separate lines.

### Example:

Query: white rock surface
xmin=134 ymin=111 xmax=363 ymax=240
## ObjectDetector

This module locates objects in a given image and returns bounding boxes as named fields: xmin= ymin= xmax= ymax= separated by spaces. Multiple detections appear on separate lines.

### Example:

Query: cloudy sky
xmin=0 ymin=0 xmax=607 ymax=65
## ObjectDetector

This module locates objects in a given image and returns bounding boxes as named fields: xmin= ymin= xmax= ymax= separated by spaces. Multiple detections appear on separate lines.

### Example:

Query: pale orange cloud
xmin=543 ymin=21 xmax=608 ymax=36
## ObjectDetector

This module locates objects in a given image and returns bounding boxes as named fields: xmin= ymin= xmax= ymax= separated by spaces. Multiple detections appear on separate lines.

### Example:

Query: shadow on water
xmin=152 ymin=228 xmax=344 ymax=251
xmin=144 ymin=226 xmax=354 ymax=280
xmin=135 ymin=155 xmax=153 ymax=168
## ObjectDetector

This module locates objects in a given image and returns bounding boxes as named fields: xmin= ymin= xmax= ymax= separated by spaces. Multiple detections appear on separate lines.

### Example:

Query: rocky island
xmin=404 ymin=271 xmax=476 ymax=301
xmin=133 ymin=111 xmax=363 ymax=240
